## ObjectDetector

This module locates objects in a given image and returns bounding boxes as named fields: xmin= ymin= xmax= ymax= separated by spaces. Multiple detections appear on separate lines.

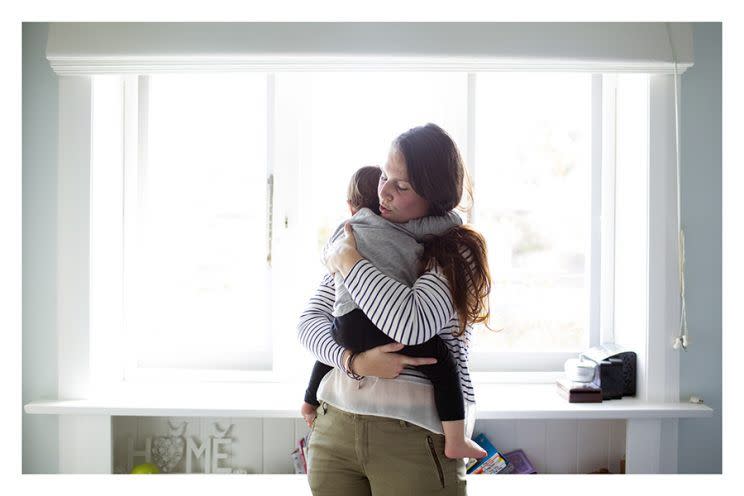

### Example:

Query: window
xmin=130 ymin=74 xmax=271 ymax=372
xmin=471 ymin=73 xmax=593 ymax=371
xmin=89 ymin=71 xmax=650 ymax=384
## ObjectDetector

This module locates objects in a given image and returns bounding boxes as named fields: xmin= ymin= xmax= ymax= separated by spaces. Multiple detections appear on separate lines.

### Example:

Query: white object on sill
xmin=563 ymin=358 xmax=597 ymax=383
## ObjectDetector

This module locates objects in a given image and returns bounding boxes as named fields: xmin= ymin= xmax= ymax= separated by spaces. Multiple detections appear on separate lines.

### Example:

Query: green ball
xmin=131 ymin=463 xmax=160 ymax=474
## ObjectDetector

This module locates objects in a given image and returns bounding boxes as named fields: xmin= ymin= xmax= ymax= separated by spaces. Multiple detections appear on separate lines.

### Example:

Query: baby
xmin=300 ymin=165 xmax=486 ymax=460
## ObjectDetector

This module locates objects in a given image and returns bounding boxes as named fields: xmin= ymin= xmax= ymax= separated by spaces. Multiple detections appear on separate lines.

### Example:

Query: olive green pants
xmin=307 ymin=401 xmax=467 ymax=496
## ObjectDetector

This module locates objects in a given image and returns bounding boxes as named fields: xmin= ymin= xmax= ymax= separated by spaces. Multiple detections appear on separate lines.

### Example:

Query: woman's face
xmin=378 ymin=147 xmax=430 ymax=223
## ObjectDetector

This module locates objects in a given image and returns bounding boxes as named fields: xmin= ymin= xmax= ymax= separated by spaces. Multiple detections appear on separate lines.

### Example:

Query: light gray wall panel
xmin=22 ymin=21 xmax=59 ymax=475
xmin=677 ymin=21 xmax=722 ymax=475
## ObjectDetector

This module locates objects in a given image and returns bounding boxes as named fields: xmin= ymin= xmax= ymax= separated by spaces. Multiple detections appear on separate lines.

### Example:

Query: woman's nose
xmin=380 ymin=182 xmax=393 ymax=201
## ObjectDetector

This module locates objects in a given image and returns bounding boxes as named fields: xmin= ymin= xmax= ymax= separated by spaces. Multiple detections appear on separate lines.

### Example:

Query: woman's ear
xmin=347 ymin=200 xmax=357 ymax=215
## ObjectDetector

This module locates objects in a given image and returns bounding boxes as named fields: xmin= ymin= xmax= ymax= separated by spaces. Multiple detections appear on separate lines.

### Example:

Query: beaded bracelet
xmin=344 ymin=351 xmax=364 ymax=381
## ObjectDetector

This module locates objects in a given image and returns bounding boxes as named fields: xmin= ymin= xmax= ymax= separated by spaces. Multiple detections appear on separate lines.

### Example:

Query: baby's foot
xmin=444 ymin=437 xmax=488 ymax=460
xmin=301 ymin=402 xmax=318 ymax=427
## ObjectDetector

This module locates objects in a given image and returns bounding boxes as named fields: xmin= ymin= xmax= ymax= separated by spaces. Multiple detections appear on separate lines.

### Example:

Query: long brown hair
xmin=394 ymin=123 xmax=491 ymax=336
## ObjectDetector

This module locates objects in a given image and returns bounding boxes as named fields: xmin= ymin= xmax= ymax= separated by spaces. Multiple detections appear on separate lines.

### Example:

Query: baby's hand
xmin=301 ymin=402 xmax=318 ymax=428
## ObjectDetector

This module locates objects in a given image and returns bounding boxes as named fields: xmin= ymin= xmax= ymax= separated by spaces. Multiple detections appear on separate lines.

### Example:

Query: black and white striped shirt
xmin=297 ymin=257 xmax=476 ymax=405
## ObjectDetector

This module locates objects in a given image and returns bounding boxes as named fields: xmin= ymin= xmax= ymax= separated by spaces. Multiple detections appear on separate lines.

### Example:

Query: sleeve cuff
xmin=342 ymin=257 xmax=368 ymax=287
xmin=334 ymin=348 xmax=347 ymax=372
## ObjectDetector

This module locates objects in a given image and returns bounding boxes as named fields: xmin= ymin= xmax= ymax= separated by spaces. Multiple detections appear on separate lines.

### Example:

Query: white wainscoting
xmin=113 ymin=416 xmax=312 ymax=474
xmin=112 ymin=416 xmax=625 ymax=475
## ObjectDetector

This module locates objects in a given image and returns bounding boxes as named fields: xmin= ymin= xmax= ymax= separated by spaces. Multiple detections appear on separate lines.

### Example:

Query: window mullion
xmin=270 ymin=73 xmax=307 ymax=382
xmin=588 ymin=74 xmax=603 ymax=348
xmin=122 ymin=75 xmax=150 ymax=381
xmin=267 ymin=73 xmax=279 ymax=377
xmin=600 ymin=74 xmax=618 ymax=346
xmin=465 ymin=73 xmax=476 ymax=224
xmin=121 ymin=74 xmax=140 ymax=384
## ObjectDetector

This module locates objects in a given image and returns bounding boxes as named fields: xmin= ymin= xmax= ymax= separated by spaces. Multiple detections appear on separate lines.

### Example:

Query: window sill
xmin=24 ymin=381 xmax=712 ymax=420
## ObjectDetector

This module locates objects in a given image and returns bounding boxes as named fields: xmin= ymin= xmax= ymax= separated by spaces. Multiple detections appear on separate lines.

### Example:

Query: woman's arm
xmin=296 ymin=273 xmax=347 ymax=371
xmin=297 ymin=269 xmax=440 ymax=379
xmin=297 ymin=275 xmax=437 ymax=379
xmin=345 ymin=259 xmax=454 ymax=346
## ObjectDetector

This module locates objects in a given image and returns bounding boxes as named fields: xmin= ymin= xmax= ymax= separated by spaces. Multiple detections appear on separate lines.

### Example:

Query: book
xmin=290 ymin=448 xmax=305 ymax=474
xmin=466 ymin=433 xmax=512 ymax=474
xmin=556 ymin=377 xmax=603 ymax=403
xmin=503 ymin=449 xmax=537 ymax=474
xmin=290 ymin=431 xmax=312 ymax=474
xmin=299 ymin=436 xmax=308 ymax=473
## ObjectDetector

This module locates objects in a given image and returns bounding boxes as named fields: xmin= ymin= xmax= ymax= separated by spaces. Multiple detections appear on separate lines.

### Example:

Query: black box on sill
xmin=597 ymin=359 xmax=624 ymax=400
xmin=581 ymin=347 xmax=637 ymax=400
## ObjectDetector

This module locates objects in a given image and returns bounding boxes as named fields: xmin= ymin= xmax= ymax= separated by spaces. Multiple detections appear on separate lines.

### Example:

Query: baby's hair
xmin=347 ymin=166 xmax=382 ymax=214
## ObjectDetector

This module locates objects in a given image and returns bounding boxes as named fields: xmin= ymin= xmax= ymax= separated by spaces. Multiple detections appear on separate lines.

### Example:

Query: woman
xmin=297 ymin=123 xmax=491 ymax=495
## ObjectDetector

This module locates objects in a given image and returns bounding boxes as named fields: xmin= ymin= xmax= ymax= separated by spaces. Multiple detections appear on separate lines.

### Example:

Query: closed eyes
xmin=380 ymin=175 xmax=409 ymax=191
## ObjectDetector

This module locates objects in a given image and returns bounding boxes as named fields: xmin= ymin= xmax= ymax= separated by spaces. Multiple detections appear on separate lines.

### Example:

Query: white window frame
xmin=467 ymin=73 xmax=605 ymax=375
xmin=55 ymin=39 xmax=686 ymax=402
xmin=90 ymin=74 xmax=289 ymax=388
xmin=89 ymin=71 xmax=608 ymax=386
xmin=83 ymin=70 xmax=672 ymax=389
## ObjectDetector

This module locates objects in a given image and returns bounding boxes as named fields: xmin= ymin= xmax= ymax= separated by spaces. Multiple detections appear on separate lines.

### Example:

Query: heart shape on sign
xmin=151 ymin=436 xmax=185 ymax=473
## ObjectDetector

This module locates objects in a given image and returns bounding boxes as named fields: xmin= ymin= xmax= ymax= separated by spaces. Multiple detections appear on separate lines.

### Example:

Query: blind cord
xmin=666 ymin=23 xmax=689 ymax=351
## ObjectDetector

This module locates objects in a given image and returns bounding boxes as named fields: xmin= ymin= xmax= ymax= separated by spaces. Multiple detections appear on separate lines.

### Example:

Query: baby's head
xmin=347 ymin=166 xmax=382 ymax=215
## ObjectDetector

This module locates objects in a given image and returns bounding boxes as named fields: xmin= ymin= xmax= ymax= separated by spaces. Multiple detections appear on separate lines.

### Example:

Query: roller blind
xmin=46 ymin=22 xmax=693 ymax=75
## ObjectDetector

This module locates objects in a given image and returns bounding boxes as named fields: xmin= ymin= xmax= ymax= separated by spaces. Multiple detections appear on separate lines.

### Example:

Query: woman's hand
xmin=349 ymin=343 xmax=438 ymax=379
xmin=324 ymin=223 xmax=364 ymax=277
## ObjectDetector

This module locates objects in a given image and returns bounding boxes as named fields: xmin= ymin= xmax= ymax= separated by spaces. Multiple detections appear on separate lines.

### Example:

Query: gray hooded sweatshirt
xmin=325 ymin=208 xmax=463 ymax=317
